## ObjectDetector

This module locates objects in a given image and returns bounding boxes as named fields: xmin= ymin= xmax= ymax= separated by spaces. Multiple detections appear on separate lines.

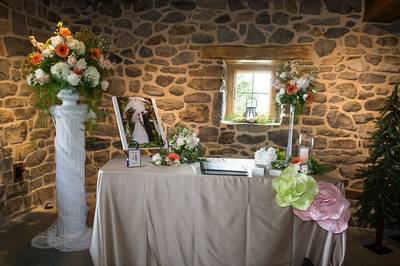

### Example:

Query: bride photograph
xmin=112 ymin=96 xmax=167 ymax=150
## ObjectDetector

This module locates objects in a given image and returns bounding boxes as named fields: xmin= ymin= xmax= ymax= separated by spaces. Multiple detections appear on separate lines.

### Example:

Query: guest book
xmin=200 ymin=160 xmax=248 ymax=176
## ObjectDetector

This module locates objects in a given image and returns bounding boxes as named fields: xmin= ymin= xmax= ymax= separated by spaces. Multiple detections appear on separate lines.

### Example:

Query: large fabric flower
xmin=272 ymin=166 xmax=319 ymax=211
xmin=294 ymin=182 xmax=350 ymax=234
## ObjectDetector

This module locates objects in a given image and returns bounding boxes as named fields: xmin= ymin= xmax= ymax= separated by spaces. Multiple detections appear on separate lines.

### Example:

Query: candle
xmin=299 ymin=146 xmax=309 ymax=163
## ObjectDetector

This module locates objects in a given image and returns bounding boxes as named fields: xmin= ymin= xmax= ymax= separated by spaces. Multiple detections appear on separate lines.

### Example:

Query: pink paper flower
xmin=294 ymin=182 xmax=350 ymax=234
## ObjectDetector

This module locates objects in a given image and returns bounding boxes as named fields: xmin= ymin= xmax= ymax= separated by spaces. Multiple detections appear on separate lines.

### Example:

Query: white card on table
xmin=127 ymin=149 xmax=141 ymax=167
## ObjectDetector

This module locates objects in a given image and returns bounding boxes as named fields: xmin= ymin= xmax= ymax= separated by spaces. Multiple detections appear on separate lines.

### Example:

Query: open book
xmin=200 ymin=159 xmax=248 ymax=176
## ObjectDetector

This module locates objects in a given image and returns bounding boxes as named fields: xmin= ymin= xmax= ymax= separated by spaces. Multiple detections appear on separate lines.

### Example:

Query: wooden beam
xmin=202 ymin=45 xmax=312 ymax=60
xmin=363 ymin=0 xmax=400 ymax=23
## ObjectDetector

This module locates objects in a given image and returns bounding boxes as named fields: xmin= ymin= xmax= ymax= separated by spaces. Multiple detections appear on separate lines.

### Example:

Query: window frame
xmin=225 ymin=61 xmax=281 ymax=121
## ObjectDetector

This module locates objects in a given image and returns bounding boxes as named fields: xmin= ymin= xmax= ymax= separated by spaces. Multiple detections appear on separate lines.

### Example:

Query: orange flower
xmin=167 ymin=153 xmax=180 ymax=161
xmin=90 ymin=48 xmax=101 ymax=60
xmin=55 ymin=44 xmax=69 ymax=58
xmin=286 ymin=83 xmax=299 ymax=95
xmin=59 ymin=27 xmax=71 ymax=37
xmin=31 ymin=52 xmax=42 ymax=65
xmin=305 ymin=93 xmax=314 ymax=105
xmin=292 ymin=157 xmax=302 ymax=164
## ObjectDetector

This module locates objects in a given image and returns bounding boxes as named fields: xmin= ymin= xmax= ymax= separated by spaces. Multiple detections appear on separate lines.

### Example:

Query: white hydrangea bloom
xmin=67 ymin=72 xmax=81 ymax=86
xmin=186 ymin=135 xmax=199 ymax=150
xmin=83 ymin=66 xmax=100 ymax=87
xmin=67 ymin=39 xmax=86 ymax=56
xmin=75 ymin=41 xmax=86 ymax=55
xmin=67 ymin=54 xmax=77 ymax=66
xmin=175 ymin=135 xmax=185 ymax=148
xmin=50 ymin=35 xmax=64 ymax=48
xmin=75 ymin=58 xmax=87 ymax=70
xmin=34 ymin=69 xmax=50 ymax=85
xmin=50 ymin=62 xmax=70 ymax=81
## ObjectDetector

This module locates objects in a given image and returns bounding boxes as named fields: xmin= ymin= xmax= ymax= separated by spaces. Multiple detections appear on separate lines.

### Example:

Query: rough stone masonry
xmin=0 ymin=0 xmax=399 ymax=226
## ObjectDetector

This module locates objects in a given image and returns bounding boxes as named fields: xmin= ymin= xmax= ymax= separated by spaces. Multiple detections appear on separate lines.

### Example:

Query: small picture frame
xmin=127 ymin=141 xmax=141 ymax=168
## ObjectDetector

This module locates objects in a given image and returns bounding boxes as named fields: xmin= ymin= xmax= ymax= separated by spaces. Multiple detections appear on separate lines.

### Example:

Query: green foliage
xmin=271 ymin=148 xmax=288 ymax=170
xmin=307 ymin=156 xmax=330 ymax=174
xmin=357 ymin=86 xmax=400 ymax=227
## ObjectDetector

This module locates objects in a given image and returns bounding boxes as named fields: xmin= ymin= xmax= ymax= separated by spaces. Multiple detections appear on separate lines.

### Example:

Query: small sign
xmin=127 ymin=141 xmax=140 ymax=168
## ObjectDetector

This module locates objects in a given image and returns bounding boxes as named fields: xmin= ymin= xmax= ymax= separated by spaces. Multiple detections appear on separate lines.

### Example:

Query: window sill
xmin=221 ymin=120 xmax=281 ymax=126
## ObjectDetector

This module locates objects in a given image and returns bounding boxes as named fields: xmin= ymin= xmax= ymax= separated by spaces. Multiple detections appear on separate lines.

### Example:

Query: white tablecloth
xmin=90 ymin=157 xmax=346 ymax=266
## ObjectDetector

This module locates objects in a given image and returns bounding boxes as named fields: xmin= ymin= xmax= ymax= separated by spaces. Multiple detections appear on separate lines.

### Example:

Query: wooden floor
xmin=1 ymin=207 xmax=400 ymax=266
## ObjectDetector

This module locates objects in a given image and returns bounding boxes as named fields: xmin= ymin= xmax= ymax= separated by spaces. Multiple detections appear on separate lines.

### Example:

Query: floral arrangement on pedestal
xmin=151 ymin=123 xmax=204 ymax=166
xmin=275 ymin=61 xmax=317 ymax=110
xmin=272 ymin=166 xmax=350 ymax=234
xmin=23 ymin=22 xmax=112 ymax=117
xmin=274 ymin=61 xmax=318 ymax=160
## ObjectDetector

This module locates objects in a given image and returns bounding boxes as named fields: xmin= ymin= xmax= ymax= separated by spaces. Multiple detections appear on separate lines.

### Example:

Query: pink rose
xmin=294 ymin=182 xmax=350 ymax=234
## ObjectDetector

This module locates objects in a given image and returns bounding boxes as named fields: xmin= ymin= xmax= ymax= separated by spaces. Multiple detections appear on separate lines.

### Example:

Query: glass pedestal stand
xmin=285 ymin=104 xmax=295 ymax=161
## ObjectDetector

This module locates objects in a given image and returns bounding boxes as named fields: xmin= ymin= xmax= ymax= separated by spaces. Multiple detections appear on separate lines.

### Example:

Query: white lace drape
xmin=31 ymin=90 xmax=91 ymax=252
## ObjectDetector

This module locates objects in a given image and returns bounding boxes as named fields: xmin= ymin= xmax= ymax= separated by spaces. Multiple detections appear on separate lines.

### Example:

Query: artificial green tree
xmin=357 ymin=85 xmax=400 ymax=253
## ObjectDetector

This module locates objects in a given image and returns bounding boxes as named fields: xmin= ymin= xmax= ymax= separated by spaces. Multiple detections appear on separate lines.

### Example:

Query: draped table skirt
xmin=90 ymin=157 xmax=346 ymax=266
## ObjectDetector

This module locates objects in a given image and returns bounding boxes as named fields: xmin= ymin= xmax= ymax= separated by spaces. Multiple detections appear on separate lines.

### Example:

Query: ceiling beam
xmin=202 ymin=45 xmax=312 ymax=60
xmin=363 ymin=0 xmax=400 ymax=23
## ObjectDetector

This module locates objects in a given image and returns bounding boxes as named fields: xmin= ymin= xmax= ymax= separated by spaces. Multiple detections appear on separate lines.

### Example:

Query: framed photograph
xmin=112 ymin=96 xmax=167 ymax=150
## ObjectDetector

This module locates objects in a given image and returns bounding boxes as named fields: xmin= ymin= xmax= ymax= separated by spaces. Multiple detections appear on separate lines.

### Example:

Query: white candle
xmin=299 ymin=146 xmax=309 ymax=163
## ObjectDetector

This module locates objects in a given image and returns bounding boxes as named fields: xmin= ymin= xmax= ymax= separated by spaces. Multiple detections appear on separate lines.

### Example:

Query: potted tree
xmin=357 ymin=86 xmax=400 ymax=254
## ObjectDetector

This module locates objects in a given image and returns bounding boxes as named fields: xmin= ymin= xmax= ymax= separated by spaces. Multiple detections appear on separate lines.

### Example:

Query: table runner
xmin=90 ymin=157 xmax=346 ymax=266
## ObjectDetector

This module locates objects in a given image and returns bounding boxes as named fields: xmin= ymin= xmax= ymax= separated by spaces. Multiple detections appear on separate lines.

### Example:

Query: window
xmin=233 ymin=70 xmax=272 ymax=116
xmin=224 ymin=61 xmax=280 ymax=124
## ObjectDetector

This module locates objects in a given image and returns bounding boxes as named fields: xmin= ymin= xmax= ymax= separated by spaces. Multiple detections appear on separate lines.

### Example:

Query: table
xmin=90 ymin=157 xmax=346 ymax=266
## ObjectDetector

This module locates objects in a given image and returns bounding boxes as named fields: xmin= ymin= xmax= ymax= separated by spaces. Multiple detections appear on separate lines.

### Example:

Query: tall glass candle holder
xmin=298 ymin=134 xmax=314 ymax=163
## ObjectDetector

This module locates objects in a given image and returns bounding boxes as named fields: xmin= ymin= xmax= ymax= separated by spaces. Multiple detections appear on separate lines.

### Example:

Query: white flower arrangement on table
xmin=24 ymin=22 xmax=112 ymax=116
xmin=168 ymin=123 xmax=204 ymax=164
xmin=275 ymin=61 xmax=318 ymax=110
xmin=254 ymin=147 xmax=278 ymax=168
xmin=151 ymin=123 xmax=205 ymax=166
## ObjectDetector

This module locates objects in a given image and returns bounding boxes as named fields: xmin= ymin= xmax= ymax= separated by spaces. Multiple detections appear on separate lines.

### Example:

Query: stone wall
xmin=0 ymin=0 xmax=399 ymax=225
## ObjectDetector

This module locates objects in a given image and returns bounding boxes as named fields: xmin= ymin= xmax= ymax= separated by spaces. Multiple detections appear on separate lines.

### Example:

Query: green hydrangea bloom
xmin=272 ymin=166 xmax=319 ymax=211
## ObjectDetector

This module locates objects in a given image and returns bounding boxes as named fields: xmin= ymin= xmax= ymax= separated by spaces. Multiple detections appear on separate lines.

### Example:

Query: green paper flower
xmin=272 ymin=166 xmax=319 ymax=211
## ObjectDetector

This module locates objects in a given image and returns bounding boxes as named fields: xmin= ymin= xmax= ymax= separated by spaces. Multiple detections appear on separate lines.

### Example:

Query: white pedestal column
xmin=31 ymin=89 xmax=92 ymax=252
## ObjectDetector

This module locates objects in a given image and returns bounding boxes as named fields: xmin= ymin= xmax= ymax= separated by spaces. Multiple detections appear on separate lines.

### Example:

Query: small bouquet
xmin=151 ymin=150 xmax=181 ymax=166
xmin=271 ymin=148 xmax=288 ymax=170
xmin=268 ymin=148 xmax=330 ymax=175
xmin=23 ymin=21 xmax=112 ymax=115
xmin=275 ymin=61 xmax=317 ymax=109
xmin=168 ymin=123 xmax=204 ymax=164
xmin=285 ymin=156 xmax=330 ymax=174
